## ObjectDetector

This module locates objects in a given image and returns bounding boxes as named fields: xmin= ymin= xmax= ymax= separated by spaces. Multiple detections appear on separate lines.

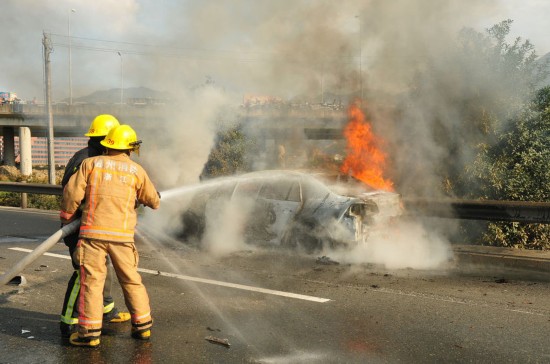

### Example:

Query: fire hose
xmin=0 ymin=219 xmax=80 ymax=286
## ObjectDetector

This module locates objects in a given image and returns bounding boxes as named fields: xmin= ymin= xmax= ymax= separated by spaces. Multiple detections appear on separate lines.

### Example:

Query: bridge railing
xmin=0 ymin=101 xmax=348 ymax=118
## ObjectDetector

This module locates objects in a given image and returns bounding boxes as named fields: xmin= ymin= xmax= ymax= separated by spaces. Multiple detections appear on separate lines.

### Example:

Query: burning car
xmin=175 ymin=170 xmax=384 ymax=253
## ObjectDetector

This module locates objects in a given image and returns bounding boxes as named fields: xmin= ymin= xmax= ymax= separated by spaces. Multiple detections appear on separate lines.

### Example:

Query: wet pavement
xmin=1 ymin=207 xmax=549 ymax=363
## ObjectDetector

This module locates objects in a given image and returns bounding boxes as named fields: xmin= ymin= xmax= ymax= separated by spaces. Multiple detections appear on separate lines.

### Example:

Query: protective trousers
xmin=60 ymin=240 xmax=116 ymax=326
xmin=75 ymin=238 xmax=152 ymax=339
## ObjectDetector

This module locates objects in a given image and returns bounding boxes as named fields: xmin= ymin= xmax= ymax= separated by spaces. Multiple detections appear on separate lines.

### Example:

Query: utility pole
xmin=68 ymin=9 xmax=76 ymax=106
xmin=357 ymin=15 xmax=363 ymax=101
xmin=117 ymin=52 xmax=123 ymax=106
xmin=43 ymin=32 xmax=56 ymax=184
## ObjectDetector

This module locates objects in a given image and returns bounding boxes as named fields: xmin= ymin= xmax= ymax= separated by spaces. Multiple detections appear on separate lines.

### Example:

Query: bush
xmin=464 ymin=87 xmax=550 ymax=249
xmin=0 ymin=165 xmax=64 ymax=210
xmin=0 ymin=192 xmax=61 ymax=210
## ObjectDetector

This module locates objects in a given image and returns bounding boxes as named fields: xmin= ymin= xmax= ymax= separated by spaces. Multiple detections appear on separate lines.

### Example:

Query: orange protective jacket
xmin=60 ymin=153 xmax=160 ymax=243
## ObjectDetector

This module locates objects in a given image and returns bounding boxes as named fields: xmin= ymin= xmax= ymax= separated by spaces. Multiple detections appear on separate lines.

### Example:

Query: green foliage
xmin=399 ymin=20 xmax=546 ymax=199
xmin=457 ymin=20 xmax=544 ymax=103
xmin=483 ymin=223 xmax=550 ymax=250
xmin=465 ymin=87 xmax=550 ymax=249
xmin=0 ymin=192 xmax=61 ymax=210
xmin=0 ymin=192 xmax=21 ymax=206
xmin=472 ymin=90 xmax=550 ymax=201
xmin=201 ymin=125 xmax=255 ymax=178
xmin=449 ymin=20 xmax=546 ymax=196
xmin=532 ymin=86 xmax=550 ymax=111
xmin=0 ymin=166 xmax=64 ymax=210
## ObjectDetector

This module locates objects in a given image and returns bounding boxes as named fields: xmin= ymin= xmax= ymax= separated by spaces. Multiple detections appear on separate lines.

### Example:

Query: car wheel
xmin=180 ymin=211 xmax=205 ymax=241
xmin=282 ymin=225 xmax=322 ymax=254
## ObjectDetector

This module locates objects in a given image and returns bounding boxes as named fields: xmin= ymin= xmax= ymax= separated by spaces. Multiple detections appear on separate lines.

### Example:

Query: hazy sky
xmin=0 ymin=0 xmax=548 ymax=102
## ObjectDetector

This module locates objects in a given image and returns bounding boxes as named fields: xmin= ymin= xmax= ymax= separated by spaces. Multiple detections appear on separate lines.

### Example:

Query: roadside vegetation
xmin=454 ymin=22 xmax=550 ymax=250
xmin=0 ymin=165 xmax=62 ymax=210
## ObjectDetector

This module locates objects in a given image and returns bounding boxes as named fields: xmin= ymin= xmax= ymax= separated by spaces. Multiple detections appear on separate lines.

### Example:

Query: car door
xmin=257 ymin=179 xmax=302 ymax=244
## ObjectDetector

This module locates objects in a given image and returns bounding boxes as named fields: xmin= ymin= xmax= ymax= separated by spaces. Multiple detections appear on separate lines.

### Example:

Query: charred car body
xmin=177 ymin=170 xmax=385 ymax=252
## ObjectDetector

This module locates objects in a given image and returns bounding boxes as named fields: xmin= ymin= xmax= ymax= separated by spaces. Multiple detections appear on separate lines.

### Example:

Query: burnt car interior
xmin=177 ymin=171 xmax=389 ymax=253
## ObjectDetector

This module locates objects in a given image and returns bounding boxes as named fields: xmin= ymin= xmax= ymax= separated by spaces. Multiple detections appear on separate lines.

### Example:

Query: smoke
xmin=329 ymin=218 xmax=453 ymax=270
xmin=354 ymin=0 xmax=535 ymax=199
xmin=2 ymin=1 xmax=538 ymax=191
xmin=1 ymin=1 xmax=546 ymax=104
xmin=138 ymin=85 xmax=234 ymax=189
xmin=143 ymin=176 xmax=258 ymax=258
xmin=3 ymin=1 xmax=544 ymax=266
xmin=202 ymin=196 xmax=255 ymax=256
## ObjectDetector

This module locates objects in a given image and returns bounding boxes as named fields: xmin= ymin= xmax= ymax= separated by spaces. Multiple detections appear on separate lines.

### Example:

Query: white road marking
xmin=8 ymin=247 xmax=330 ymax=303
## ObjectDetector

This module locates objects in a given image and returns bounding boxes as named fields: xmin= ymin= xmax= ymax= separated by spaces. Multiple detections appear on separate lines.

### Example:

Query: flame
xmin=340 ymin=101 xmax=394 ymax=191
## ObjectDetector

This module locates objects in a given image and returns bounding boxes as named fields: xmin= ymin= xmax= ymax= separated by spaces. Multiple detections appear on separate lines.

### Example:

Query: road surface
xmin=1 ymin=207 xmax=549 ymax=363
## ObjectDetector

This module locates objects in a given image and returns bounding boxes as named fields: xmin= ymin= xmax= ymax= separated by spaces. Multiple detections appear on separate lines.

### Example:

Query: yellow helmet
xmin=101 ymin=124 xmax=142 ymax=152
xmin=85 ymin=114 xmax=120 ymax=137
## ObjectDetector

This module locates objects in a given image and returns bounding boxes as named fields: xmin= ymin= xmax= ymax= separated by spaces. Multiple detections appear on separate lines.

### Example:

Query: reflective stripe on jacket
xmin=60 ymin=153 xmax=160 ymax=242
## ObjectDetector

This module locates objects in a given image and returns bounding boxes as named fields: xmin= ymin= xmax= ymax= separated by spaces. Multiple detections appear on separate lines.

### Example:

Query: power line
xmin=50 ymin=32 xmax=277 ymax=57
xmin=49 ymin=33 xmax=358 ymax=67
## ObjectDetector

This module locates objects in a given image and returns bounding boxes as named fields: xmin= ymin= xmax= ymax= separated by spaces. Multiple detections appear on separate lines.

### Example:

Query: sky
xmin=0 ymin=0 xmax=549 ymax=102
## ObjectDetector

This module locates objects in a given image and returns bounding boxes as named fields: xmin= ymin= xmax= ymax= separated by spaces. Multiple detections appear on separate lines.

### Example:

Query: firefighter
xmin=60 ymin=124 xmax=160 ymax=347
xmin=59 ymin=114 xmax=131 ymax=338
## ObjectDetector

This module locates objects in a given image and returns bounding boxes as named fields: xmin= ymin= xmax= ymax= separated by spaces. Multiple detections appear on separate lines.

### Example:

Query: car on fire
xmin=176 ymin=170 xmax=398 ymax=253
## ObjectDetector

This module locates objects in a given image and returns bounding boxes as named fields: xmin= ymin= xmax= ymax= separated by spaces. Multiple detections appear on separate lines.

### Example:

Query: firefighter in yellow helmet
xmin=60 ymin=124 xmax=160 ymax=347
xmin=59 ymin=114 xmax=130 ymax=338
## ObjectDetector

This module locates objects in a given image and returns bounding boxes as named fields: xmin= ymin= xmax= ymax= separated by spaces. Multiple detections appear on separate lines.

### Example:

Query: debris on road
xmin=8 ymin=275 xmax=26 ymax=286
xmin=316 ymin=256 xmax=339 ymax=265
xmin=205 ymin=335 xmax=231 ymax=348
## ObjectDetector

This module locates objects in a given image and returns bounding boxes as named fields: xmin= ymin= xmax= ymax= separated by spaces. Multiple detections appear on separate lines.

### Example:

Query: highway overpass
xmin=0 ymin=102 xmax=347 ymax=166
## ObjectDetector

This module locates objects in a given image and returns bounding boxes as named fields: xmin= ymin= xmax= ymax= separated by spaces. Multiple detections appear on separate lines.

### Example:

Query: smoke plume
xmin=4 ymin=0 xmax=545 ymax=268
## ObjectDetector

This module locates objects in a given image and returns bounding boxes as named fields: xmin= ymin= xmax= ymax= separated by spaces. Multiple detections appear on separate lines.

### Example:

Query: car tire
xmin=282 ymin=224 xmax=322 ymax=254
xmin=181 ymin=211 xmax=205 ymax=241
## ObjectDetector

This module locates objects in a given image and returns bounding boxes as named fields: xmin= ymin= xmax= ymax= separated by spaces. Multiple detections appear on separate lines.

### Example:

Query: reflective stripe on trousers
xmin=76 ymin=238 xmax=152 ymax=338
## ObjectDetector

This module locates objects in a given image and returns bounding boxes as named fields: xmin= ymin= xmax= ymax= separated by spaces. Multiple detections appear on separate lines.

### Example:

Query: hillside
xmin=70 ymin=86 xmax=172 ymax=104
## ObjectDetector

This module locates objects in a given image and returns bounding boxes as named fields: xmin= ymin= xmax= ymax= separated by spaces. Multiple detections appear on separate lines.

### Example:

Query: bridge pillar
xmin=19 ymin=127 xmax=32 ymax=176
xmin=2 ymin=126 xmax=15 ymax=166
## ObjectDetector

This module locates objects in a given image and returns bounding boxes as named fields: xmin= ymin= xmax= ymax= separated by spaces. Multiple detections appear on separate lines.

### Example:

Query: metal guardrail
xmin=403 ymin=198 xmax=550 ymax=224
xmin=0 ymin=182 xmax=62 ymax=196
xmin=2 ymin=182 xmax=550 ymax=223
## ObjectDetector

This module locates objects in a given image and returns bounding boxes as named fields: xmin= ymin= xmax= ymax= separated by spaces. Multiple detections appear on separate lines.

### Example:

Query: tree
xmin=450 ymin=20 xmax=546 ymax=197
xmin=200 ymin=125 xmax=254 ymax=179
xmin=391 ymin=20 xmax=546 ymax=198
xmin=465 ymin=86 xmax=550 ymax=249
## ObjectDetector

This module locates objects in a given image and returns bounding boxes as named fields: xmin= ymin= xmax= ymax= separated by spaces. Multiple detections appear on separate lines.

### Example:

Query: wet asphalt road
xmin=1 ymin=207 xmax=549 ymax=363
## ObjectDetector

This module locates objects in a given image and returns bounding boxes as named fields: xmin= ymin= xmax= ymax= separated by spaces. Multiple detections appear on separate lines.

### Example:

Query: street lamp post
xmin=68 ymin=8 xmax=76 ymax=106
xmin=357 ymin=16 xmax=364 ymax=101
xmin=117 ymin=52 xmax=123 ymax=106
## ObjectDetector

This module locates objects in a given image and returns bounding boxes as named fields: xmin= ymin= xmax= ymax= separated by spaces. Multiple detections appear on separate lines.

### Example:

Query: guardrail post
xmin=21 ymin=191 xmax=27 ymax=209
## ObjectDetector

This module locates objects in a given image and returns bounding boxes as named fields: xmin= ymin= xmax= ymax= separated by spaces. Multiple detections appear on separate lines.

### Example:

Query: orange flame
xmin=340 ymin=101 xmax=394 ymax=191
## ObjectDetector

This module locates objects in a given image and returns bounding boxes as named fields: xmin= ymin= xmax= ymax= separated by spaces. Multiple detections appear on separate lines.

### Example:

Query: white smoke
xmin=4 ymin=1 xmax=544 ymax=266
xmin=138 ymin=85 xmax=235 ymax=189
xmin=329 ymin=219 xmax=453 ymax=270
xmin=202 ymin=196 xmax=255 ymax=256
